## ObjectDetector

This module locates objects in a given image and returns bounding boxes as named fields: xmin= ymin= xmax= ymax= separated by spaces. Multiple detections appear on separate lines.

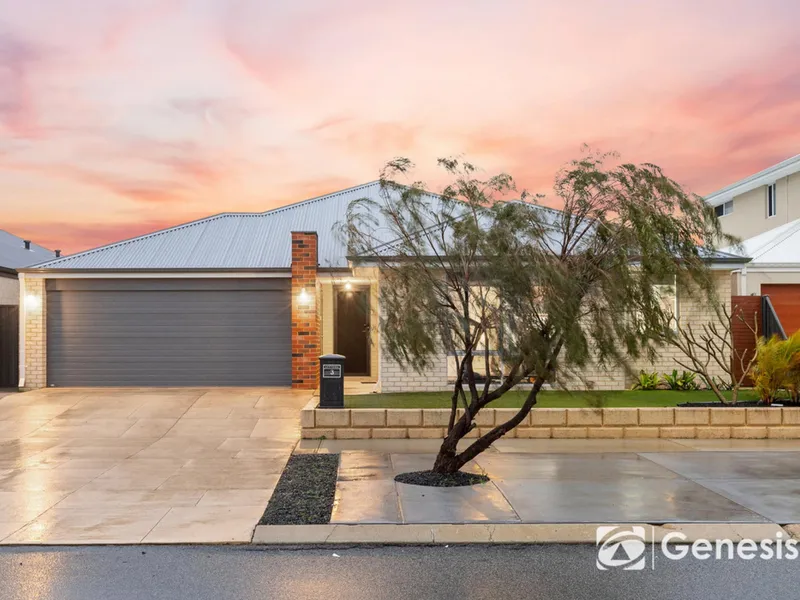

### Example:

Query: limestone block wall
xmin=302 ymin=401 xmax=800 ymax=440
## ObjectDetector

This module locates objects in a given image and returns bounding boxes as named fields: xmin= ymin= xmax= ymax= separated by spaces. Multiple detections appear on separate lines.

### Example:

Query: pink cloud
xmin=0 ymin=29 xmax=46 ymax=137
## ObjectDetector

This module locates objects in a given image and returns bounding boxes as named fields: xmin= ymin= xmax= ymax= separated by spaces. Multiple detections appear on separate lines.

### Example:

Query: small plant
xmin=661 ymin=369 xmax=698 ymax=391
xmin=631 ymin=371 xmax=660 ymax=391
xmin=751 ymin=334 xmax=800 ymax=405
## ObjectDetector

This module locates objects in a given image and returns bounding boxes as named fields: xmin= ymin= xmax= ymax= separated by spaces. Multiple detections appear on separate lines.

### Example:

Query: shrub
xmin=631 ymin=371 xmax=660 ymax=391
xmin=752 ymin=333 xmax=800 ymax=404
xmin=661 ymin=370 xmax=698 ymax=391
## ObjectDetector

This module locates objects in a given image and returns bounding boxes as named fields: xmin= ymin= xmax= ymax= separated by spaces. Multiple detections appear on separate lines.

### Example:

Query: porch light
xmin=298 ymin=287 xmax=311 ymax=304
xmin=24 ymin=294 xmax=41 ymax=311
xmin=344 ymin=282 xmax=352 ymax=291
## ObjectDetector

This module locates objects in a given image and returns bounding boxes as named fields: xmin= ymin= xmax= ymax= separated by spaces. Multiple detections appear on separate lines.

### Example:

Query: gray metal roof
xmin=27 ymin=180 xmax=747 ymax=272
xmin=0 ymin=230 xmax=53 ymax=271
xmin=28 ymin=182 xmax=390 ymax=271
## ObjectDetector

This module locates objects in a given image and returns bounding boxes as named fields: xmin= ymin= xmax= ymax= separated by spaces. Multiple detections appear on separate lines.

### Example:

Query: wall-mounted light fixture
xmin=344 ymin=282 xmax=352 ymax=291
xmin=24 ymin=294 xmax=41 ymax=311
xmin=298 ymin=287 xmax=310 ymax=304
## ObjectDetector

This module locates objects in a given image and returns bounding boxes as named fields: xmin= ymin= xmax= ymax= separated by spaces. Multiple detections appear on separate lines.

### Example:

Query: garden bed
xmin=678 ymin=400 xmax=800 ymax=408
xmin=259 ymin=454 xmax=340 ymax=525
xmin=344 ymin=390 xmax=761 ymax=409
xmin=395 ymin=471 xmax=490 ymax=487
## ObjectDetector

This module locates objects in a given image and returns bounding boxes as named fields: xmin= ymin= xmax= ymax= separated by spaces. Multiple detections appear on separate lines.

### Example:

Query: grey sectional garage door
xmin=46 ymin=278 xmax=291 ymax=387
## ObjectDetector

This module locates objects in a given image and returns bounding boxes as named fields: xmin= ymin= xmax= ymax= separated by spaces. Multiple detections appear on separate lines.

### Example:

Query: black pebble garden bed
xmin=259 ymin=454 xmax=340 ymax=525
xmin=677 ymin=400 xmax=800 ymax=408
xmin=394 ymin=470 xmax=490 ymax=487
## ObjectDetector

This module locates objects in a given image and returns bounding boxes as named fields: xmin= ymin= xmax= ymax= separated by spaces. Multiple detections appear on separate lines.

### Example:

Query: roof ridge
xmin=259 ymin=181 xmax=381 ymax=216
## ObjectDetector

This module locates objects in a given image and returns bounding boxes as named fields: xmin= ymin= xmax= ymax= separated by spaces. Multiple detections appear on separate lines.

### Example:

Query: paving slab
xmin=491 ymin=439 xmax=692 ymax=453
xmin=493 ymin=478 xmax=769 ymax=523
xmin=641 ymin=451 xmax=800 ymax=480
xmin=474 ymin=453 xmax=680 ymax=481
xmin=396 ymin=481 xmax=519 ymax=523
xmin=0 ymin=387 xmax=310 ymax=544
xmin=689 ymin=479 xmax=800 ymax=523
xmin=331 ymin=480 xmax=401 ymax=523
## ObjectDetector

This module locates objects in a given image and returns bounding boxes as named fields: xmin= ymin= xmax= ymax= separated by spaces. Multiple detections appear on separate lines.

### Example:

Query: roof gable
xmin=705 ymin=153 xmax=800 ymax=207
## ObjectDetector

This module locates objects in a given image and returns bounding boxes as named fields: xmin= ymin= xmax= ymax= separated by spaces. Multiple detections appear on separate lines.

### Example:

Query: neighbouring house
xmin=707 ymin=154 xmax=800 ymax=336
xmin=18 ymin=182 xmax=748 ymax=392
xmin=0 ymin=231 xmax=56 ymax=388
xmin=724 ymin=218 xmax=800 ymax=336
xmin=705 ymin=153 xmax=800 ymax=240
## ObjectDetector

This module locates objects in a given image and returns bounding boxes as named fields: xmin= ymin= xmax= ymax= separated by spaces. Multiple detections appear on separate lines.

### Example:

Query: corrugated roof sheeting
xmin=31 ymin=182 xmax=387 ymax=270
xmin=0 ymin=230 xmax=53 ymax=269
xmin=28 ymin=180 xmax=747 ymax=271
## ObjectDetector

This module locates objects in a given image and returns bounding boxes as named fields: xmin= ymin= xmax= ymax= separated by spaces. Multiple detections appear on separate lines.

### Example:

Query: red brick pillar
xmin=291 ymin=232 xmax=319 ymax=389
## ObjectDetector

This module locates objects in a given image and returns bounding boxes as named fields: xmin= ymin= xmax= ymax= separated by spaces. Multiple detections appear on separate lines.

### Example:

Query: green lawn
xmin=344 ymin=389 xmax=761 ymax=409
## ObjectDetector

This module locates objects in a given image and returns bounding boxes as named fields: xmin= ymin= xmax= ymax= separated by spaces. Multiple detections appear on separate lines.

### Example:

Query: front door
xmin=335 ymin=288 xmax=370 ymax=375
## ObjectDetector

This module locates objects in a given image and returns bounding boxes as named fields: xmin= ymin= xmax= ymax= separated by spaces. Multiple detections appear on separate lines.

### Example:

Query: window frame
xmin=767 ymin=183 xmax=777 ymax=218
xmin=714 ymin=200 xmax=733 ymax=218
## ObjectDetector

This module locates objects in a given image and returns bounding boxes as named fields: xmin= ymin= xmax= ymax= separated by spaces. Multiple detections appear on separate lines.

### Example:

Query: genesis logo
xmin=596 ymin=526 xmax=647 ymax=570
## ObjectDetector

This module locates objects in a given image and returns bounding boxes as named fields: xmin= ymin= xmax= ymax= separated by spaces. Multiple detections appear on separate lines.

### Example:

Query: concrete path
xmin=310 ymin=439 xmax=800 ymax=525
xmin=0 ymin=387 xmax=310 ymax=544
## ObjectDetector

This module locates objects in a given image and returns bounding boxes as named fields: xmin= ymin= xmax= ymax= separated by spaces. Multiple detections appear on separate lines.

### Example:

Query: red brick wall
xmin=731 ymin=296 xmax=761 ymax=384
xmin=291 ymin=232 xmax=319 ymax=389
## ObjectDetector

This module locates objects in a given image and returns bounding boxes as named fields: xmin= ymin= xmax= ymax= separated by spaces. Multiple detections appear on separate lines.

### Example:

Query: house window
xmin=714 ymin=201 xmax=733 ymax=218
xmin=654 ymin=279 xmax=678 ymax=323
xmin=767 ymin=183 xmax=777 ymax=218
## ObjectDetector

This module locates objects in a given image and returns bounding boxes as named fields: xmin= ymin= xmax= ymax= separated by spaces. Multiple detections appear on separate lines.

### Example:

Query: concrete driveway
xmin=0 ymin=387 xmax=310 ymax=544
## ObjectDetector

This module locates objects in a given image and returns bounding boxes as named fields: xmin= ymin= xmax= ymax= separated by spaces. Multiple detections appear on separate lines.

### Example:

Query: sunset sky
xmin=2 ymin=0 xmax=799 ymax=254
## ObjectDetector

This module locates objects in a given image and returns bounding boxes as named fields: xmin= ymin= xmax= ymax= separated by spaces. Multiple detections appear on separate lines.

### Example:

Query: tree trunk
xmin=432 ymin=447 xmax=462 ymax=474
xmin=432 ymin=418 xmax=469 ymax=474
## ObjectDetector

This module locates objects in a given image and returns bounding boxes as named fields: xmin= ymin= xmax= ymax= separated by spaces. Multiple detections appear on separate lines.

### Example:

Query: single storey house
xmin=19 ymin=182 xmax=748 ymax=392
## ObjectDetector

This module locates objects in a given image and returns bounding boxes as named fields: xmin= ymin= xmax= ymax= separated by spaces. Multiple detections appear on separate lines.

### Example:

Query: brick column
xmin=21 ymin=276 xmax=47 ymax=390
xmin=291 ymin=232 xmax=320 ymax=389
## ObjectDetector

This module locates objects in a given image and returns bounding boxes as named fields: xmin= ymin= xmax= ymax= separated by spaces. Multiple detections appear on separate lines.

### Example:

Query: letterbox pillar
xmin=319 ymin=354 xmax=345 ymax=408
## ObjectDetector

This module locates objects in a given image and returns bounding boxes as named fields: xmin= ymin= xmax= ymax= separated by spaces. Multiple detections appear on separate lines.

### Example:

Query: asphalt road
xmin=0 ymin=544 xmax=793 ymax=600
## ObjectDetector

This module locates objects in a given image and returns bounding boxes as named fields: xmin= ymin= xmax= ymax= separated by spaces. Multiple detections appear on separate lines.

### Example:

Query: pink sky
xmin=2 ymin=0 xmax=799 ymax=254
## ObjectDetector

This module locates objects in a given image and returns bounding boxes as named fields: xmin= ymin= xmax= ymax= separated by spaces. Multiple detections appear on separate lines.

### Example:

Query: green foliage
xmin=661 ymin=369 xmax=698 ymax=391
xmin=631 ymin=371 xmax=660 ymax=390
xmin=341 ymin=150 xmax=732 ymax=472
xmin=752 ymin=333 xmax=800 ymax=404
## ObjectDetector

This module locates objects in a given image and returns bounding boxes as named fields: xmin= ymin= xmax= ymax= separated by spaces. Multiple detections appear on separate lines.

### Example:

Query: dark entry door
xmin=0 ymin=305 xmax=18 ymax=388
xmin=335 ymin=288 xmax=370 ymax=375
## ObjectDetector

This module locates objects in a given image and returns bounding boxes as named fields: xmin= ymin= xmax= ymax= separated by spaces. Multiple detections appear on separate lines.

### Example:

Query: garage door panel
xmin=47 ymin=279 xmax=291 ymax=387
xmin=762 ymin=284 xmax=800 ymax=335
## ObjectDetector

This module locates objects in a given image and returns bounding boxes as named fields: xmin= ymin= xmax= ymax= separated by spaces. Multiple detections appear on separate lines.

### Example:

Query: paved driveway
xmin=0 ymin=387 xmax=310 ymax=544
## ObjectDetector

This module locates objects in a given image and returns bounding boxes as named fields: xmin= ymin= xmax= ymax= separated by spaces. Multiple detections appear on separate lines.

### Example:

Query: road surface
xmin=0 ymin=544 xmax=791 ymax=599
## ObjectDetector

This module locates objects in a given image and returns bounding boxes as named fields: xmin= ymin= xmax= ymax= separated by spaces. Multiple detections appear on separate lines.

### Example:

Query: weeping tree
xmin=342 ymin=151 xmax=734 ymax=474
